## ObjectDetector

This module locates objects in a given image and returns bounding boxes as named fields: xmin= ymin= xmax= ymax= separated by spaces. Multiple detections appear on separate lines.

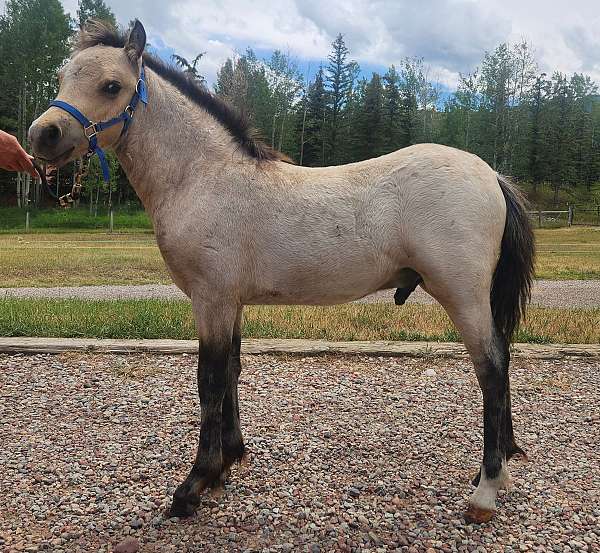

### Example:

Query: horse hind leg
xmin=464 ymin=326 xmax=514 ymax=523
xmin=422 ymin=278 xmax=524 ymax=523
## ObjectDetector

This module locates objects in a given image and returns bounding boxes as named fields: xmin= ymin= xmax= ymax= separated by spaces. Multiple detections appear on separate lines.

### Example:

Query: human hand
xmin=0 ymin=130 xmax=39 ymax=178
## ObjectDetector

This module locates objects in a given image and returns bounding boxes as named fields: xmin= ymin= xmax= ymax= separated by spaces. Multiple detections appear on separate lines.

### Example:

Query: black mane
xmin=75 ymin=20 xmax=290 ymax=163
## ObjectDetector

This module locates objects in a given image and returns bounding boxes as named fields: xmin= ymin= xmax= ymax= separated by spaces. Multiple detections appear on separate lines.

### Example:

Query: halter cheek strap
xmin=49 ymin=65 xmax=148 ymax=183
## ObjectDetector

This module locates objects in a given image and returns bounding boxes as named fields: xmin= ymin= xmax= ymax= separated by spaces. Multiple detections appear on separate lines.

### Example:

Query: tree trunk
xmin=299 ymin=100 xmax=308 ymax=166
xmin=271 ymin=112 xmax=277 ymax=148
xmin=278 ymin=109 xmax=287 ymax=152
xmin=94 ymin=184 xmax=100 ymax=217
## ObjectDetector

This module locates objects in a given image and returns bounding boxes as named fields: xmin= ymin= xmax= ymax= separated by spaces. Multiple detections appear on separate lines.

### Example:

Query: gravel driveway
xmin=1 ymin=279 xmax=600 ymax=308
xmin=1 ymin=352 xmax=598 ymax=552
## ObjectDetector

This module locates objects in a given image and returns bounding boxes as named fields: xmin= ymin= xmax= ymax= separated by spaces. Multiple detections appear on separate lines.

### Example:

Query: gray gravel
xmin=1 ymin=279 xmax=600 ymax=308
xmin=1 ymin=352 xmax=599 ymax=551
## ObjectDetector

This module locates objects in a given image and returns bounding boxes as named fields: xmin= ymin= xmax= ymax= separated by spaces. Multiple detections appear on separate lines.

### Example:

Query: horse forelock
xmin=72 ymin=19 xmax=293 ymax=164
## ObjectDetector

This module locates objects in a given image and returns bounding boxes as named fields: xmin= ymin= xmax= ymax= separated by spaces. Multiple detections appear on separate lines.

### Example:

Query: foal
xmin=29 ymin=20 xmax=534 ymax=523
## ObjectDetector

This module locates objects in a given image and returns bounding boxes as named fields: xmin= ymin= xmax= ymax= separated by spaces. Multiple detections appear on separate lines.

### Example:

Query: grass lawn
xmin=0 ymin=206 xmax=152 ymax=232
xmin=0 ymin=298 xmax=598 ymax=344
xmin=535 ymin=227 xmax=600 ymax=279
xmin=0 ymin=232 xmax=170 ymax=287
xmin=1 ymin=227 xmax=600 ymax=287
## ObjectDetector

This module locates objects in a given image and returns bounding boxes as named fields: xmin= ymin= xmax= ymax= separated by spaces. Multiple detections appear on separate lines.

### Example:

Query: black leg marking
xmin=475 ymin=330 xmax=524 ymax=486
xmin=221 ymin=315 xmax=245 ymax=470
xmin=170 ymin=339 xmax=231 ymax=518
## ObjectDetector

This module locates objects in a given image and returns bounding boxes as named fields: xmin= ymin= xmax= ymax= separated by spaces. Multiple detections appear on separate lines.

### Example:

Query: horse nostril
xmin=41 ymin=124 xmax=62 ymax=146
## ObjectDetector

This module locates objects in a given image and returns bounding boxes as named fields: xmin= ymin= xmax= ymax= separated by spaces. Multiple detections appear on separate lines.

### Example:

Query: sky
xmin=3 ymin=0 xmax=600 ymax=89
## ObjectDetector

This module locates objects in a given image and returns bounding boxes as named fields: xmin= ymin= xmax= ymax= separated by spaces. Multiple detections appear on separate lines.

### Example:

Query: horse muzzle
xmin=28 ymin=118 xmax=80 ymax=168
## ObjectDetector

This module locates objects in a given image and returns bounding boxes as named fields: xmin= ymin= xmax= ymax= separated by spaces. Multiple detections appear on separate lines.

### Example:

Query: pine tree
xmin=172 ymin=53 xmax=206 ymax=85
xmin=527 ymin=73 xmax=549 ymax=192
xmin=325 ymin=34 xmax=356 ymax=164
xmin=382 ymin=65 xmax=402 ymax=152
xmin=300 ymin=68 xmax=328 ymax=166
xmin=355 ymin=73 xmax=384 ymax=160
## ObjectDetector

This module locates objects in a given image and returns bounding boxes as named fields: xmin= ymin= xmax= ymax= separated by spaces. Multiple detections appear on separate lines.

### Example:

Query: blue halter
xmin=49 ymin=65 xmax=148 ymax=182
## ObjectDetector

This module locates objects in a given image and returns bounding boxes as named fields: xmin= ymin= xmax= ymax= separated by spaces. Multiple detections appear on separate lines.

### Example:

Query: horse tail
xmin=491 ymin=174 xmax=535 ymax=345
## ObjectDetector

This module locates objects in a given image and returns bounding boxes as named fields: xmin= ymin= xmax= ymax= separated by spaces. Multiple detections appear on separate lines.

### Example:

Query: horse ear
xmin=125 ymin=19 xmax=146 ymax=62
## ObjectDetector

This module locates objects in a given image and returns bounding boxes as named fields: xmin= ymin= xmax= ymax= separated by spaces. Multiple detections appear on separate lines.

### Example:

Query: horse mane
xmin=74 ymin=20 xmax=293 ymax=163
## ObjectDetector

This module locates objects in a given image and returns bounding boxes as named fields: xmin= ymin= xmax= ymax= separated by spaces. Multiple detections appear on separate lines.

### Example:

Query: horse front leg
xmin=170 ymin=298 xmax=238 ymax=518
xmin=221 ymin=306 xmax=246 ymax=479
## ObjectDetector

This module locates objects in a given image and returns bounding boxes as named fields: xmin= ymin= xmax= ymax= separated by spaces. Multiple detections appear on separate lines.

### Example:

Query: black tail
xmin=491 ymin=175 xmax=535 ymax=345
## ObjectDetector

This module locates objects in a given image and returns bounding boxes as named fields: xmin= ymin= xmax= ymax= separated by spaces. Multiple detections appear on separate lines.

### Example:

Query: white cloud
xmin=3 ymin=0 xmax=600 ymax=87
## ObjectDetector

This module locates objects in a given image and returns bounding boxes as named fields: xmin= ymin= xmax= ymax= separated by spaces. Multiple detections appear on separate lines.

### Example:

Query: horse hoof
xmin=168 ymin=501 xmax=194 ymax=518
xmin=464 ymin=504 xmax=495 ymax=524
xmin=168 ymin=496 xmax=197 ymax=518
xmin=169 ymin=486 xmax=202 ymax=518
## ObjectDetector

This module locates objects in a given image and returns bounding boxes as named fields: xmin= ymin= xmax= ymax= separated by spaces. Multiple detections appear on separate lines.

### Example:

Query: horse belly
xmin=244 ymin=248 xmax=400 ymax=305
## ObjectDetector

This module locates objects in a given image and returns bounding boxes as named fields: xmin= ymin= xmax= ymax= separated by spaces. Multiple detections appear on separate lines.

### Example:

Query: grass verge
xmin=0 ymin=207 xmax=152 ymax=231
xmin=0 ymin=299 xmax=598 ymax=344
xmin=0 ymin=232 xmax=170 ymax=287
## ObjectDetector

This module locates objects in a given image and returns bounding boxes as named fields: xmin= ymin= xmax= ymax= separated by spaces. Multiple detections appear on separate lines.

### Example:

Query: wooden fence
xmin=528 ymin=205 xmax=600 ymax=228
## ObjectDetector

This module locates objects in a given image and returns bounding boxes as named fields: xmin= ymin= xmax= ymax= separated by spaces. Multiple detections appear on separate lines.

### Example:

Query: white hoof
xmin=469 ymin=460 xmax=510 ymax=515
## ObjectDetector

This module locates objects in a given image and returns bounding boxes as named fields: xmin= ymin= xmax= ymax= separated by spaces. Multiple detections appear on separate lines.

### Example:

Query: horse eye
xmin=103 ymin=81 xmax=122 ymax=96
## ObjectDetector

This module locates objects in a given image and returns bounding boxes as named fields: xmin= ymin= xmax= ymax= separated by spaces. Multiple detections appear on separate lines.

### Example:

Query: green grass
xmin=535 ymin=227 xmax=600 ymax=279
xmin=0 ymin=298 xmax=598 ymax=344
xmin=0 ymin=232 xmax=170 ymax=287
xmin=0 ymin=207 xmax=152 ymax=232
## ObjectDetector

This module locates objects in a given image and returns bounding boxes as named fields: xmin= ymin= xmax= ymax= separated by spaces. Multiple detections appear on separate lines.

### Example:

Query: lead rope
xmin=36 ymin=157 xmax=89 ymax=208
xmin=57 ymin=157 xmax=89 ymax=208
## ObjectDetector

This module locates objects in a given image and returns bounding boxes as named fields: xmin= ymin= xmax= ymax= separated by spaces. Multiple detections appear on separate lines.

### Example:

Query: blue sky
xmin=3 ymin=0 xmax=600 ymax=91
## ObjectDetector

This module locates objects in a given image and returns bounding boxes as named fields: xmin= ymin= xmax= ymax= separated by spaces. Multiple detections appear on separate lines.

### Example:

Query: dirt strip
xmin=0 ymin=337 xmax=599 ymax=358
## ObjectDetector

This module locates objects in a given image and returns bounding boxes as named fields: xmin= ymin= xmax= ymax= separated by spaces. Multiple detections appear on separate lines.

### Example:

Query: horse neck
xmin=114 ymin=69 xmax=241 ymax=214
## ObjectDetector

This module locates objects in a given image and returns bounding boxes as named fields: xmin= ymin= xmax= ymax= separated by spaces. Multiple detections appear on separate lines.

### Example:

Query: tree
xmin=399 ymin=57 xmax=434 ymax=145
xmin=298 ymin=68 xmax=328 ymax=166
xmin=526 ymin=73 xmax=549 ymax=192
xmin=77 ymin=0 xmax=116 ymax=28
xmin=325 ymin=34 xmax=358 ymax=164
xmin=382 ymin=65 xmax=403 ymax=152
xmin=355 ymin=73 xmax=384 ymax=160
xmin=172 ymin=53 xmax=206 ymax=85
xmin=0 ymin=0 xmax=72 ymax=206
xmin=266 ymin=50 xmax=303 ymax=151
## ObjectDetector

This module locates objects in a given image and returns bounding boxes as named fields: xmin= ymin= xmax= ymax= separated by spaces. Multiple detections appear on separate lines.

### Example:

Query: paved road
xmin=0 ymin=279 xmax=598 ymax=308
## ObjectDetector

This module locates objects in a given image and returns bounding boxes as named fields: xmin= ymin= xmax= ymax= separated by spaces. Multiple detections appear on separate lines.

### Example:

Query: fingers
xmin=0 ymin=132 xmax=39 ymax=178
xmin=20 ymin=155 xmax=39 ymax=179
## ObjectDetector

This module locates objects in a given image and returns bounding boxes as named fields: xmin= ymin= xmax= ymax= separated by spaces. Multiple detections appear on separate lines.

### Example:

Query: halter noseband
xmin=49 ymin=65 xmax=148 ymax=183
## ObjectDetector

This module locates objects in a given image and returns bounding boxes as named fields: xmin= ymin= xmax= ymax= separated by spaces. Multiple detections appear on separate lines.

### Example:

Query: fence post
xmin=568 ymin=205 xmax=573 ymax=227
xmin=109 ymin=208 xmax=114 ymax=234
xmin=538 ymin=209 xmax=542 ymax=229
xmin=25 ymin=209 xmax=30 ymax=232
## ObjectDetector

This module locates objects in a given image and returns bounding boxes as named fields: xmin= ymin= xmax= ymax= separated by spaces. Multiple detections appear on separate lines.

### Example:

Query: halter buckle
xmin=125 ymin=105 xmax=134 ymax=118
xmin=84 ymin=123 xmax=98 ymax=139
xmin=136 ymin=79 xmax=143 ymax=94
